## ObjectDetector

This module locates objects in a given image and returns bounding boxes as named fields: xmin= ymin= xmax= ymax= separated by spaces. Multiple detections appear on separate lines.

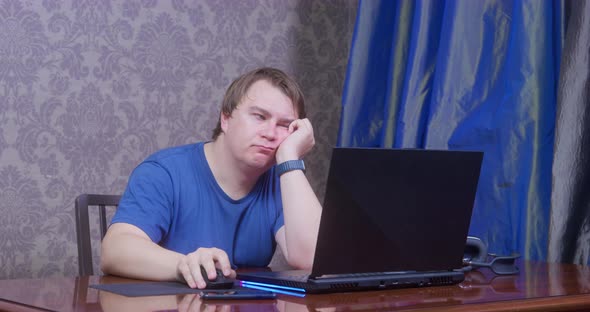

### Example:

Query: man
xmin=101 ymin=67 xmax=322 ymax=289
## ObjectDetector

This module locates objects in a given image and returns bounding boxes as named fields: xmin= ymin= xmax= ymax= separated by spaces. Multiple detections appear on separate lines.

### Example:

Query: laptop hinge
xmin=310 ymin=271 xmax=426 ymax=280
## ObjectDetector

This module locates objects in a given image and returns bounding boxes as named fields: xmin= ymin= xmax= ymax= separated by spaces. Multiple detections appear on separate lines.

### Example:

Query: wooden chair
xmin=75 ymin=194 xmax=121 ymax=276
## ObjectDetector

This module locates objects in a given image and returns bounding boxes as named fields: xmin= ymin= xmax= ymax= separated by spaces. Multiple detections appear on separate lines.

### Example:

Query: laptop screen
xmin=310 ymin=148 xmax=483 ymax=278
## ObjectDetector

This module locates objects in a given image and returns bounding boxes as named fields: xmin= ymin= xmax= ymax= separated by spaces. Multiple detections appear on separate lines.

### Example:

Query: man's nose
xmin=261 ymin=122 xmax=277 ymax=140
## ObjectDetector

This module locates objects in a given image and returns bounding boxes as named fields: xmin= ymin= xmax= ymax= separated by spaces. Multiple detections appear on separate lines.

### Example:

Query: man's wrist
xmin=275 ymin=150 xmax=299 ymax=164
xmin=276 ymin=159 xmax=306 ymax=176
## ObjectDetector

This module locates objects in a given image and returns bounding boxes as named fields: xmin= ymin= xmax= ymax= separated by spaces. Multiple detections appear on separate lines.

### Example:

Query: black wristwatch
xmin=276 ymin=159 xmax=306 ymax=176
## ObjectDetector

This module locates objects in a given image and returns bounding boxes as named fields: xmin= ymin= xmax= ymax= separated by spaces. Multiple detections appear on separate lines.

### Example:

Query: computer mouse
xmin=200 ymin=265 xmax=235 ymax=289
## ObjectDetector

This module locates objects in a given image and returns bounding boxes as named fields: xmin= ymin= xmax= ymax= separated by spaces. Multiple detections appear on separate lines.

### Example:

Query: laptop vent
xmin=281 ymin=280 xmax=307 ymax=289
xmin=329 ymin=282 xmax=359 ymax=289
xmin=428 ymin=276 xmax=455 ymax=285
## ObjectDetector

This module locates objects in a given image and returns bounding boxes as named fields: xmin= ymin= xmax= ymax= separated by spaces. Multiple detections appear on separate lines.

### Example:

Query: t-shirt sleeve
xmin=272 ymin=209 xmax=285 ymax=236
xmin=111 ymin=161 xmax=174 ymax=243
xmin=271 ymin=171 xmax=285 ymax=236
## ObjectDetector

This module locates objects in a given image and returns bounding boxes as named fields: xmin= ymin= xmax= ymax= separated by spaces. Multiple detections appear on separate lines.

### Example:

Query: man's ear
xmin=220 ymin=112 xmax=230 ymax=132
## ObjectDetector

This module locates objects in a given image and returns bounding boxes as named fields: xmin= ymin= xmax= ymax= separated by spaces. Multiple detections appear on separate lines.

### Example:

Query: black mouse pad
xmin=90 ymin=282 xmax=241 ymax=297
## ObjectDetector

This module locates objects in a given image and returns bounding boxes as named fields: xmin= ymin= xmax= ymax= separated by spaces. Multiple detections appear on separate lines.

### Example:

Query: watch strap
xmin=276 ymin=159 xmax=306 ymax=176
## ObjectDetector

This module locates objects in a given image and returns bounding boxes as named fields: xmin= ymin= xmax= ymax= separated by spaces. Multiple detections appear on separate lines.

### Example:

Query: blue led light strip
xmin=240 ymin=281 xmax=306 ymax=297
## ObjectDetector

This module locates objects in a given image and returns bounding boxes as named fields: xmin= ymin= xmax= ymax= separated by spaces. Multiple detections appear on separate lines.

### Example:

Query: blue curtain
xmin=338 ymin=0 xmax=567 ymax=261
xmin=548 ymin=0 xmax=590 ymax=264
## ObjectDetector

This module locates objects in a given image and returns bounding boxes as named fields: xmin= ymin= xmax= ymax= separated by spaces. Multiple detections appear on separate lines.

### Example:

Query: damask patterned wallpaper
xmin=0 ymin=0 xmax=357 ymax=279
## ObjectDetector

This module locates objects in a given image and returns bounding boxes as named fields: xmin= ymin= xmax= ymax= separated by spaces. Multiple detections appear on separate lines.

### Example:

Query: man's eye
xmin=279 ymin=123 xmax=290 ymax=129
xmin=254 ymin=114 xmax=265 ymax=120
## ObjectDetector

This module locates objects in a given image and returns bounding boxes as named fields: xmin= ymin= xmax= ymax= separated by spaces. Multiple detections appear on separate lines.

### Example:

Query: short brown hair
xmin=211 ymin=67 xmax=306 ymax=140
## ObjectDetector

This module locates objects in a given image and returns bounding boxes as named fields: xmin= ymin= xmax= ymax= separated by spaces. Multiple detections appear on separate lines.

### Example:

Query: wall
xmin=0 ymin=0 xmax=357 ymax=279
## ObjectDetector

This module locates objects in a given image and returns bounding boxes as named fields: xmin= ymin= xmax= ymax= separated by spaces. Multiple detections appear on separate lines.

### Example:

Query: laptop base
xmin=237 ymin=270 xmax=465 ymax=294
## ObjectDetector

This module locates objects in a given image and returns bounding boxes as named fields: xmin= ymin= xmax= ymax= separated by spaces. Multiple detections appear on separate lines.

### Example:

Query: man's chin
xmin=248 ymin=157 xmax=275 ymax=172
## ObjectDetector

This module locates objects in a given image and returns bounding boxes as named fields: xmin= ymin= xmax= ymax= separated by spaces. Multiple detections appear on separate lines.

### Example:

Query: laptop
xmin=238 ymin=147 xmax=483 ymax=294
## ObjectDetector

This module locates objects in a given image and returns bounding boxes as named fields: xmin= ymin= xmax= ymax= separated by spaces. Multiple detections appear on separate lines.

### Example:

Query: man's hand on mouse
xmin=176 ymin=247 xmax=236 ymax=289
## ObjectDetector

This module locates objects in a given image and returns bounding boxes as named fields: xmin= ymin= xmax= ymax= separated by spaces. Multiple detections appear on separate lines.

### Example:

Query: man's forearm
xmin=101 ymin=231 xmax=183 ymax=281
xmin=280 ymin=169 xmax=322 ymax=269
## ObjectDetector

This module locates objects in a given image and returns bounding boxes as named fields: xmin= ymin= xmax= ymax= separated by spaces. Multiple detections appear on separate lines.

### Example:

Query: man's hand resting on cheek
xmin=276 ymin=118 xmax=315 ymax=164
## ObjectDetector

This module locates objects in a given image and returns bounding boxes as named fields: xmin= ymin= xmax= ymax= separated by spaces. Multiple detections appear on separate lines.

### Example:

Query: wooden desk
xmin=1 ymin=261 xmax=590 ymax=311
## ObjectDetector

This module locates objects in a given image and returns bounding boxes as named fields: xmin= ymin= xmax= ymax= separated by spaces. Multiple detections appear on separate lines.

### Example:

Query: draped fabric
xmin=338 ymin=0 xmax=585 ymax=262
xmin=549 ymin=1 xmax=590 ymax=264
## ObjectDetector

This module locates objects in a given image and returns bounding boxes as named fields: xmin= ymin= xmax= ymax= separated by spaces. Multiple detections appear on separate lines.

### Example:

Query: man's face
xmin=221 ymin=79 xmax=297 ymax=171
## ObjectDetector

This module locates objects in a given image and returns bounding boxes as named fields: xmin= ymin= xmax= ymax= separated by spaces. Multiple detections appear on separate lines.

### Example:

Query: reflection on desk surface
xmin=1 ymin=260 xmax=590 ymax=312
xmin=99 ymin=291 xmax=279 ymax=312
xmin=279 ymin=288 xmax=463 ymax=312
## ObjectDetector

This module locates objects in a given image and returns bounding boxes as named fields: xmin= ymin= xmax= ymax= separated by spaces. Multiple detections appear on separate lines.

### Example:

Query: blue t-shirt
xmin=111 ymin=142 xmax=285 ymax=267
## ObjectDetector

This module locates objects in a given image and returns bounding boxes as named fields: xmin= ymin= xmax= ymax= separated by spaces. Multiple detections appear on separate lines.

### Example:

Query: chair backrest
xmin=75 ymin=194 xmax=121 ymax=276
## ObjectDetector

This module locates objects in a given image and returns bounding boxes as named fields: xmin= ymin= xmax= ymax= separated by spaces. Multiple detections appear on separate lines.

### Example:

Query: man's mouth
xmin=254 ymin=145 xmax=275 ymax=154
